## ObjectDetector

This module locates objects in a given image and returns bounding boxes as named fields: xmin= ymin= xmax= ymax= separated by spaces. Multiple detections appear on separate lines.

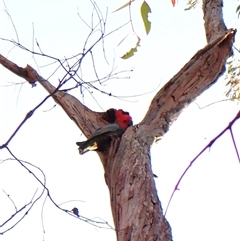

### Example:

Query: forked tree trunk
xmin=0 ymin=0 xmax=235 ymax=240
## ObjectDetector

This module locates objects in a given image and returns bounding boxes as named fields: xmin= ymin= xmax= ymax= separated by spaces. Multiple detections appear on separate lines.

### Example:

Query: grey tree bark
xmin=0 ymin=0 xmax=235 ymax=240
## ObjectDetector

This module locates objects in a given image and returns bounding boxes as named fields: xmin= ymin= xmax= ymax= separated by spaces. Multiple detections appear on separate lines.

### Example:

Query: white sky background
xmin=1 ymin=0 xmax=240 ymax=241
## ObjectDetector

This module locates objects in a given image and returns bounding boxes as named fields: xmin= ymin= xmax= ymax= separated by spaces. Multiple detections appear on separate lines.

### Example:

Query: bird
xmin=76 ymin=109 xmax=133 ymax=155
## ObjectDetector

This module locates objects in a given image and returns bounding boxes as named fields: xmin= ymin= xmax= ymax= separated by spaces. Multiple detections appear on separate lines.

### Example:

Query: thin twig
xmin=165 ymin=110 xmax=240 ymax=216
xmin=2 ymin=190 xmax=17 ymax=212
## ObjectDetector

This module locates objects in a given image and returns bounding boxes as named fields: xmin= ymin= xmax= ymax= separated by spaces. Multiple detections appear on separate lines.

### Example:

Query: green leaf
xmin=236 ymin=5 xmax=240 ymax=13
xmin=236 ymin=5 xmax=240 ymax=18
xmin=113 ymin=0 xmax=135 ymax=13
xmin=184 ymin=0 xmax=197 ymax=11
xmin=141 ymin=1 xmax=151 ymax=35
xmin=121 ymin=37 xmax=141 ymax=59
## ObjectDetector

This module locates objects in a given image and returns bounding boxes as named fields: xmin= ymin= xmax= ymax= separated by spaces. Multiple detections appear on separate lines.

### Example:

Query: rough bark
xmin=0 ymin=0 xmax=235 ymax=241
xmin=203 ymin=0 xmax=227 ymax=43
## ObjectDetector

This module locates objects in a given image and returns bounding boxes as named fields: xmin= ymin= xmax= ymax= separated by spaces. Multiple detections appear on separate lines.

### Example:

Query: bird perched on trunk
xmin=76 ymin=109 xmax=133 ymax=155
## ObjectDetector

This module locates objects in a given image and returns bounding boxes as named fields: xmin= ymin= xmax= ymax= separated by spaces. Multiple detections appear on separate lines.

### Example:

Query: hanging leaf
xmin=121 ymin=37 xmax=141 ymax=59
xmin=113 ymin=0 xmax=135 ymax=13
xmin=171 ymin=0 xmax=176 ymax=7
xmin=141 ymin=1 xmax=151 ymax=35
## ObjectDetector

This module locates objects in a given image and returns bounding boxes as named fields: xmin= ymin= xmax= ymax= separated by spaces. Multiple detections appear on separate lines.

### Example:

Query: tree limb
xmin=203 ymin=0 xmax=227 ymax=43
xmin=0 ymin=55 xmax=109 ymax=138
xmin=141 ymin=28 xmax=235 ymax=140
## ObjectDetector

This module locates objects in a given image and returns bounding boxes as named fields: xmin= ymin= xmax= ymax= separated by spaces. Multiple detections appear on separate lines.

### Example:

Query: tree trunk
xmin=0 ymin=0 xmax=235 ymax=240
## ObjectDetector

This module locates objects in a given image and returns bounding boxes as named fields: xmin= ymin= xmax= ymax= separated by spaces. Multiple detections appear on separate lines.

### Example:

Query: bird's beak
xmin=128 ymin=120 xmax=133 ymax=126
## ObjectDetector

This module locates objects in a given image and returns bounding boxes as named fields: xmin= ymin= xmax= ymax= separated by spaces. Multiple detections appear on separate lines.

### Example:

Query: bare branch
xmin=141 ymin=29 xmax=235 ymax=140
xmin=165 ymin=110 xmax=240 ymax=215
xmin=0 ymin=55 xmax=109 ymax=137
xmin=3 ymin=0 xmax=20 ymax=43
xmin=140 ymin=0 xmax=234 ymax=141
xmin=2 ymin=190 xmax=17 ymax=212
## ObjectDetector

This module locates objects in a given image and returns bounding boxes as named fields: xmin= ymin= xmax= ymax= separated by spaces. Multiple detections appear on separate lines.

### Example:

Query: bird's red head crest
xmin=115 ymin=109 xmax=133 ymax=129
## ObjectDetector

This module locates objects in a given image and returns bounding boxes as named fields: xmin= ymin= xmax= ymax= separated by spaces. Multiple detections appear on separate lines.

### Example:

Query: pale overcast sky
xmin=1 ymin=0 xmax=240 ymax=241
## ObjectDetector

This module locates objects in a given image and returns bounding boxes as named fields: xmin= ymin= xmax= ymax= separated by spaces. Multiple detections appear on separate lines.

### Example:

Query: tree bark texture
xmin=0 ymin=0 xmax=235 ymax=240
